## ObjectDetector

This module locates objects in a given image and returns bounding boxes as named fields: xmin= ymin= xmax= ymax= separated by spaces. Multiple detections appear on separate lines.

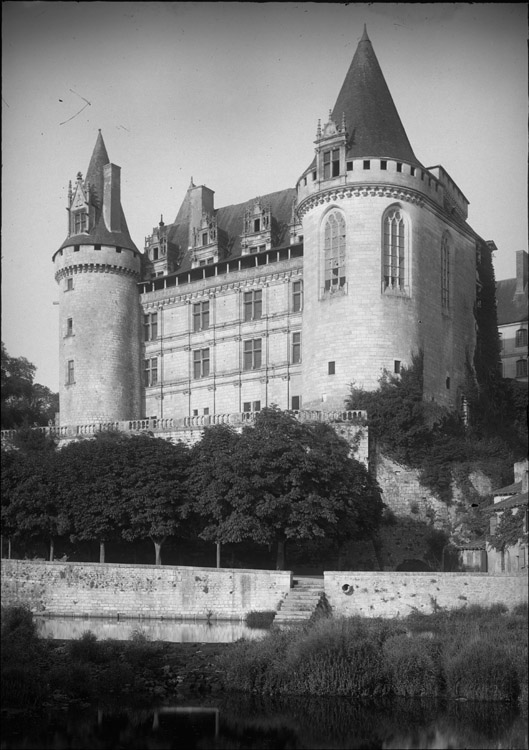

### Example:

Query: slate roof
xmin=162 ymin=187 xmax=297 ymax=275
xmin=493 ymin=480 xmax=523 ymax=497
xmin=59 ymin=131 xmax=139 ymax=254
xmin=496 ymin=278 xmax=528 ymax=326
xmin=331 ymin=27 xmax=423 ymax=167
xmin=485 ymin=491 xmax=528 ymax=513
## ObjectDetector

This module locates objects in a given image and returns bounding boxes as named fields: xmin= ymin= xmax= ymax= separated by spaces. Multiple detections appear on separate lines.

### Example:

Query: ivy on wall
xmin=489 ymin=509 xmax=528 ymax=551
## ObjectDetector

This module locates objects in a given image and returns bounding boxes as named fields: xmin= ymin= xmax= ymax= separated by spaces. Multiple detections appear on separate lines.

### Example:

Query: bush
xmin=383 ymin=634 xmax=443 ymax=697
xmin=445 ymin=640 xmax=520 ymax=701
xmin=245 ymin=610 xmax=276 ymax=629
xmin=48 ymin=661 xmax=95 ymax=700
xmin=1 ymin=605 xmax=38 ymax=639
xmin=68 ymin=630 xmax=106 ymax=663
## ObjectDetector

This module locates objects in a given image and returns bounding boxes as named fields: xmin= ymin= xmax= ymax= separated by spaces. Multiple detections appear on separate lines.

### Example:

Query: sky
xmin=2 ymin=2 xmax=527 ymax=391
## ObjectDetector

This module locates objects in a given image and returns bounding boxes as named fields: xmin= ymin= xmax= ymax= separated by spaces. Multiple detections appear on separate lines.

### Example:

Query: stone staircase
xmin=274 ymin=577 xmax=326 ymax=625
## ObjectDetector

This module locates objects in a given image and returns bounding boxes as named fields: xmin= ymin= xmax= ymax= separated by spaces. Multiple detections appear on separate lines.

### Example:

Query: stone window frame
xmin=143 ymin=312 xmax=158 ymax=341
xmin=292 ymin=280 xmax=303 ymax=312
xmin=193 ymin=348 xmax=210 ymax=379
xmin=193 ymin=300 xmax=210 ymax=332
xmin=243 ymin=289 xmax=263 ymax=322
xmin=515 ymin=328 xmax=527 ymax=348
xmin=321 ymin=208 xmax=347 ymax=296
xmin=243 ymin=338 xmax=262 ymax=371
xmin=291 ymin=331 xmax=302 ymax=364
xmin=382 ymin=203 xmax=411 ymax=296
xmin=144 ymin=357 xmax=158 ymax=387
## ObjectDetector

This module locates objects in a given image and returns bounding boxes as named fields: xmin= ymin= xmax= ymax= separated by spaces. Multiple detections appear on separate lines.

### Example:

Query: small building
xmin=496 ymin=250 xmax=528 ymax=381
xmin=484 ymin=459 xmax=528 ymax=575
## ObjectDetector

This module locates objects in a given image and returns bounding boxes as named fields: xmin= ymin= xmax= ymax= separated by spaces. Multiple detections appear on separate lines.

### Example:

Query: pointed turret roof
xmin=59 ymin=131 xmax=139 ymax=253
xmin=85 ymin=129 xmax=110 ymax=204
xmin=331 ymin=27 xmax=422 ymax=166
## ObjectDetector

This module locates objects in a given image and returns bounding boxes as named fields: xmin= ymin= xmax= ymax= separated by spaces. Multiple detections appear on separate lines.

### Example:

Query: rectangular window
xmin=516 ymin=358 xmax=527 ymax=378
xmin=193 ymin=348 xmax=210 ymax=379
xmin=328 ymin=361 xmax=335 ymax=375
xmin=380 ymin=160 xmax=387 ymax=170
xmin=203 ymin=407 xmax=209 ymax=416
xmin=515 ymin=328 xmax=528 ymax=348
xmin=144 ymin=358 xmax=158 ymax=387
xmin=193 ymin=301 xmax=210 ymax=331
xmin=323 ymin=149 xmax=340 ymax=179
xmin=291 ymin=395 xmax=300 ymax=411
xmin=73 ymin=212 xmax=87 ymax=234
xmin=66 ymin=318 xmax=73 ymax=336
xmin=243 ymin=339 xmax=262 ymax=370
xmin=363 ymin=160 xmax=370 ymax=170
xmin=143 ymin=312 xmax=158 ymax=341
xmin=292 ymin=332 xmax=301 ymax=364
xmin=152 ymin=246 xmax=159 ymax=261
xmin=202 ymin=232 xmax=208 ymax=246
xmin=292 ymin=280 xmax=303 ymax=312
xmin=66 ymin=277 xmax=74 ymax=291
xmin=346 ymin=161 xmax=353 ymax=171
xmin=410 ymin=167 xmax=416 ymax=176
xmin=394 ymin=360 xmax=401 ymax=374
xmin=396 ymin=162 xmax=402 ymax=173
xmin=243 ymin=290 xmax=262 ymax=321
xmin=66 ymin=359 xmax=75 ymax=385
xmin=490 ymin=516 xmax=498 ymax=535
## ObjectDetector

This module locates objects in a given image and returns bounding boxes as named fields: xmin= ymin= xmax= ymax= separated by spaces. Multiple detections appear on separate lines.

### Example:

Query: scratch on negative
xmin=60 ymin=89 xmax=91 ymax=125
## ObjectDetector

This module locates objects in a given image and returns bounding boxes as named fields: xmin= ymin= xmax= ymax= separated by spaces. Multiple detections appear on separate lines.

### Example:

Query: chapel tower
xmin=296 ymin=27 xmax=477 ymax=410
xmin=53 ymin=131 xmax=142 ymax=425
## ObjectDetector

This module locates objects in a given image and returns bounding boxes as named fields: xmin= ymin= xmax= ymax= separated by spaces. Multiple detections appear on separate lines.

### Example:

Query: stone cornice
xmin=297 ymin=184 xmax=425 ymax=218
xmin=54 ymin=263 xmax=140 ymax=283
xmin=141 ymin=267 xmax=303 ymax=309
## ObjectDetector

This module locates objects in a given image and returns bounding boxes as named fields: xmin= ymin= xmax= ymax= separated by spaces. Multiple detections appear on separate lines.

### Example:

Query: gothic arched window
xmin=323 ymin=211 xmax=346 ymax=292
xmin=382 ymin=207 xmax=407 ymax=292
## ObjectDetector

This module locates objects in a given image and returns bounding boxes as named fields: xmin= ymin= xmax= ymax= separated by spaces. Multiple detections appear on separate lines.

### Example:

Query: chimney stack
xmin=515 ymin=250 xmax=528 ymax=295
xmin=103 ymin=163 xmax=121 ymax=233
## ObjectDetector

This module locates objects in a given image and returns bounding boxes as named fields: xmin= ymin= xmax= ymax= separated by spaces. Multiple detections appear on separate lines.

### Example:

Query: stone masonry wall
xmin=325 ymin=571 xmax=528 ymax=618
xmin=1 ymin=561 xmax=292 ymax=620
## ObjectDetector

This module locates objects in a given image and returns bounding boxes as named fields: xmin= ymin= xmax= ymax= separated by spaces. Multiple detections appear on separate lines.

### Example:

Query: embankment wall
xmin=325 ymin=571 xmax=528 ymax=618
xmin=0 ymin=560 xmax=291 ymax=620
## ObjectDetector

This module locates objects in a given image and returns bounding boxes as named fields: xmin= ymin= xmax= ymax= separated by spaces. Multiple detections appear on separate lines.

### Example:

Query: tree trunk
xmin=152 ymin=537 xmax=166 ymax=566
xmin=216 ymin=542 xmax=221 ymax=568
xmin=99 ymin=541 xmax=105 ymax=563
xmin=49 ymin=537 xmax=55 ymax=562
xmin=276 ymin=538 xmax=286 ymax=570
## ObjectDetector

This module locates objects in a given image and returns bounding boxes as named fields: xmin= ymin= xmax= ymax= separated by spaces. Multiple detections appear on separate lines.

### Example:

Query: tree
xmin=117 ymin=435 xmax=191 ymax=565
xmin=54 ymin=433 xmax=190 ymax=564
xmin=189 ymin=408 xmax=383 ymax=569
xmin=54 ymin=434 xmax=130 ymax=563
xmin=1 ymin=343 xmax=58 ymax=428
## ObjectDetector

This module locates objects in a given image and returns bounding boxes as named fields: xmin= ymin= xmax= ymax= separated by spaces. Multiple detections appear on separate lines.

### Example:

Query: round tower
xmin=53 ymin=131 xmax=142 ymax=426
xmin=297 ymin=28 xmax=477 ymax=411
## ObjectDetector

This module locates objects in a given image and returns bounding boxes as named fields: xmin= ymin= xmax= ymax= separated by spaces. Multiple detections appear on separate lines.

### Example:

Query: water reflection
xmin=35 ymin=615 xmax=268 ymax=642
xmin=2 ymin=695 xmax=527 ymax=750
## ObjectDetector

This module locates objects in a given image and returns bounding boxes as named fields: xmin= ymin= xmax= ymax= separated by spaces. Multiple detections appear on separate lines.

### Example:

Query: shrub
xmin=68 ymin=630 xmax=104 ymax=663
xmin=125 ymin=628 xmax=162 ymax=668
xmin=445 ymin=639 xmax=519 ymax=701
xmin=1 ymin=605 xmax=38 ymax=640
xmin=245 ymin=610 xmax=276 ymax=629
xmin=383 ymin=634 xmax=443 ymax=697
xmin=1 ymin=664 xmax=47 ymax=707
xmin=48 ymin=661 xmax=95 ymax=700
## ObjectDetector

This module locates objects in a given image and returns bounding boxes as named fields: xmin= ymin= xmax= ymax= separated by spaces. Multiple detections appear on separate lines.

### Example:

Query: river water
xmin=34 ymin=614 xmax=268 ymax=642
xmin=3 ymin=617 xmax=526 ymax=749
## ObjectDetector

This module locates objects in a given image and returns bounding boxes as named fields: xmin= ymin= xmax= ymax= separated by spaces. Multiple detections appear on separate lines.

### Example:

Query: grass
xmin=220 ymin=603 xmax=528 ymax=701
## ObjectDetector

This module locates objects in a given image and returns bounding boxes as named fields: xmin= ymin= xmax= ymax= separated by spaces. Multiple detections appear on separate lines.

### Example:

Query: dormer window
xmin=323 ymin=149 xmax=340 ymax=179
xmin=73 ymin=211 xmax=87 ymax=234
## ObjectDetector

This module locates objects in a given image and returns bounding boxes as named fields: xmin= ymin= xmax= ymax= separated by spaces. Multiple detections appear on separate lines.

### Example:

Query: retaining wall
xmin=325 ymin=571 xmax=528 ymax=618
xmin=0 ymin=560 xmax=292 ymax=620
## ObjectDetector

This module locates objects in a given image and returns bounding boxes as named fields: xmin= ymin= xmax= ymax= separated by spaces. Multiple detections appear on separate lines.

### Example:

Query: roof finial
xmin=189 ymin=176 xmax=195 ymax=189
xmin=361 ymin=24 xmax=370 ymax=42
xmin=316 ymin=119 xmax=322 ymax=138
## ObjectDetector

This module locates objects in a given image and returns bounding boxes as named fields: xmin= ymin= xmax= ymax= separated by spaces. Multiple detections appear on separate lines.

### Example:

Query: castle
xmin=53 ymin=28 xmax=492 ymax=427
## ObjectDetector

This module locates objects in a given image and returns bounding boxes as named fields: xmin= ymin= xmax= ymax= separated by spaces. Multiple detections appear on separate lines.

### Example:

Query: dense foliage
xmin=220 ymin=603 xmax=527 ymax=702
xmin=1 ymin=342 xmax=59 ymax=429
xmin=1 ymin=408 xmax=382 ymax=569
xmin=188 ymin=407 xmax=383 ymax=569
xmin=345 ymin=352 xmax=526 ymax=504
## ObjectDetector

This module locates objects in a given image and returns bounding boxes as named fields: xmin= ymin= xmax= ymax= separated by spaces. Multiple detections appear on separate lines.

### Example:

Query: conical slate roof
xmin=331 ymin=27 xmax=422 ymax=167
xmin=59 ymin=131 xmax=139 ymax=253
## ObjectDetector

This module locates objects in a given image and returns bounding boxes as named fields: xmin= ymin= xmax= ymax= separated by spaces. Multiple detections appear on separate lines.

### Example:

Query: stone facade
xmin=54 ymin=29 xmax=493 ymax=428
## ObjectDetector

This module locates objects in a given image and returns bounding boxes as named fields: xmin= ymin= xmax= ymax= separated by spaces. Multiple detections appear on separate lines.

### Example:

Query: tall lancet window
xmin=383 ymin=208 xmax=406 ymax=291
xmin=323 ymin=211 xmax=346 ymax=292
xmin=441 ymin=234 xmax=450 ymax=309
